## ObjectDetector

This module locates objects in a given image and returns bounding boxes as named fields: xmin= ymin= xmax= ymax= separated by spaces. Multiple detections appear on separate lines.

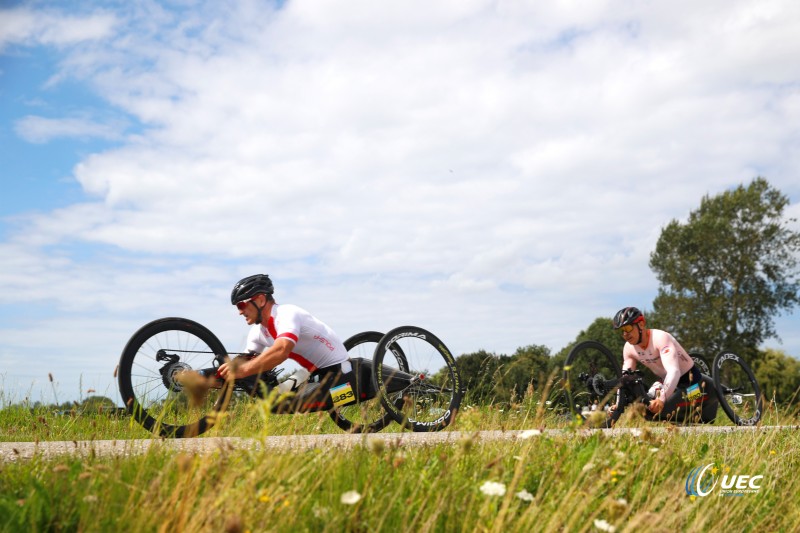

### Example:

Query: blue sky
xmin=2 ymin=0 xmax=800 ymax=405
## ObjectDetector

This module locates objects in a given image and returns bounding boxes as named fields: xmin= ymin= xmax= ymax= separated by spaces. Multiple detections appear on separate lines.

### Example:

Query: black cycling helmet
xmin=231 ymin=274 xmax=274 ymax=305
xmin=613 ymin=306 xmax=644 ymax=329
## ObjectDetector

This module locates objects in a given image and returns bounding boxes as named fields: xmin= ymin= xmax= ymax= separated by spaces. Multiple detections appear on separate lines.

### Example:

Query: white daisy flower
xmin=515 ymin=489 xmax=534 ymax=502
xmin=479 ymin=481 xmax=506 ymax=497
xmin=594 ymin=519 xmax=616 ymax=532
xmin=340 ymin=490 xmax=362 ymax=505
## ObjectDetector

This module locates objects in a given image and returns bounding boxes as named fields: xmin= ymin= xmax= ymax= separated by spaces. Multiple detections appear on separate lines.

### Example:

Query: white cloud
xmin=0 ymin=7 xmax=116 ymax=51
xmin=2 ymin=0 xmax=800 ymax=403
xmin=14 ymin=114 xmax=125 ymax=143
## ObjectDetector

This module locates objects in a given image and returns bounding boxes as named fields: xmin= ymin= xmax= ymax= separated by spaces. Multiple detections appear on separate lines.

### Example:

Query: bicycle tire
xmin=118 ymin=317 xmax=231 ymax=438
xmin=689 ymin=352 xmax=711 ymax=376
xmin=372 ymin=326 xmax=462 ymax=432
xmin=328 ymin=331 xmax=397 ymax=433
xmin=712 ymin=351 xmax=763 ymax=426
xmin=563 ymin=340 xmax=622 ymax=421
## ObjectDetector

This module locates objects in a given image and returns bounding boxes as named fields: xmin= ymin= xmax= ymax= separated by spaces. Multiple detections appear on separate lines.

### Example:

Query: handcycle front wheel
xmin=563 ymin=340 xmax=622 ymax=422
xmin=712 ymin=351 xmax=763 ymax=426
xmin=328 ymin=331 xmax=403 ymax=434
xmin=117 ymin=317 xmax=231 ymax=438
xmin=372 ymin=326 xmax=463 ymax=432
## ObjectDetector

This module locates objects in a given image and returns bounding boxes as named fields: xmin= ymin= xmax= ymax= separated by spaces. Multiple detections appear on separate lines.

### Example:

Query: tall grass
xmin=2 ymin=420 xmax=798 ymax=531
xmin=1 ymin=386 xmax=799 ymax=532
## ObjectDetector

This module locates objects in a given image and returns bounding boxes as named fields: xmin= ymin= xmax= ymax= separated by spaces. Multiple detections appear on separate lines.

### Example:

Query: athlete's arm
xmin=657 ymin=337 xmax=683 ymax=400
xmin=218 ymin=338 xmax=295 ymax=379
xmin=622 ymin=345 xmax=637 ymax=371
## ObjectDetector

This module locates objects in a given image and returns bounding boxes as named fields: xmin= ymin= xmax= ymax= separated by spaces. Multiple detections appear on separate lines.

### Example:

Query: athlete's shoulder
xmin=622 ymin=342 xmax=637 ymax=355
xmin=273 ymin=303 xmax=308 ymax=316
xmin=273 ymin=303 xmax=314 ymax=327
xmin=650 ymin=329 xmax=679 ymax=346
xmin=650 ymin=329 xmax=681 ymax=355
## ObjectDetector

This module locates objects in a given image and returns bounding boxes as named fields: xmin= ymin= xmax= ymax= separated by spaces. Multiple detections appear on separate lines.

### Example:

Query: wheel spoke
xmin=713 ymin=351 xmax=762 ymax=426
xmin=373 ymin=326 xmax=462 ymax=432
xmin=118 ymin=318 xmax=227 ymax=437
xmin=563 ymin=341 xmax=622 ymax=421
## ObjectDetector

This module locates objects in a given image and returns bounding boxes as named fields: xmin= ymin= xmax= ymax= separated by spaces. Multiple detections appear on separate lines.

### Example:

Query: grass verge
xmin=2 ymin=393 xmax=799 ymax=532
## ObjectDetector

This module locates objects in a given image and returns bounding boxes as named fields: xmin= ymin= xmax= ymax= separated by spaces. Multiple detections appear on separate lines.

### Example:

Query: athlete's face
xmin=236 ymin=294 xmax=263 ymax=325
xmin=620 ymin=322 xmax=643 ymax=345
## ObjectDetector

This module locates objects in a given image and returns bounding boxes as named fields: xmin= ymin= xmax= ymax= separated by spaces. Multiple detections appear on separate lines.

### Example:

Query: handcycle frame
xmin=603 ymin=368 xmax=716 ymax=427
xmin=117 ymin=318 xmax=463 ymax=438
xmin=562 ymin=340 xmax=763 ymax=427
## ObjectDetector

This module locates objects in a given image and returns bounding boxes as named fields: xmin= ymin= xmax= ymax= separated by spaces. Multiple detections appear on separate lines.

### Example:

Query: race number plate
xmin=686 ymin=383 xmax=702 ymax=401
xmin=330 ymin=382 xmax=356 ymax=407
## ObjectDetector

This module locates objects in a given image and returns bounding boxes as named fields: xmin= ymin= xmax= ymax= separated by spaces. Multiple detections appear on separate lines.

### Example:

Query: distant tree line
xmin=2 ymin=395 xmax=122 ymax=414
xmin=455 ymin=319 xmax=800 ymax=406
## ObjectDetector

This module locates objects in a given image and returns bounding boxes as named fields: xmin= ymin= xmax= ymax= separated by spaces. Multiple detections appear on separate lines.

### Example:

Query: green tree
xmin=552 ymin=316 xmax=626 ymax=367
xmin=497 ymin=344 xmax=552 ymax=399
xmin=751 ymin=348 xmax=800 ymax=405
xmin=454 ymin=350 xmax=506 ymax=404
xmin=80 ymin=395 xmax=117 ymax=412
xmin=650 ymin=178 xmax=800 ymax=356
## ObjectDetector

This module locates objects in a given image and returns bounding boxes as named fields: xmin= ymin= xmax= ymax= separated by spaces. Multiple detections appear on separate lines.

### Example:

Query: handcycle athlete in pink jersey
xmin=611 ymin=307 xmax=718 ymax=422
xmin=218 ymin=274 xmax=353 ymax=411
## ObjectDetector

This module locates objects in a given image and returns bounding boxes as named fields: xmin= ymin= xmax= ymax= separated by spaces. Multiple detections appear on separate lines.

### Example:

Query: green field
xmin=1 ymin=394 xmax=799 ymax=532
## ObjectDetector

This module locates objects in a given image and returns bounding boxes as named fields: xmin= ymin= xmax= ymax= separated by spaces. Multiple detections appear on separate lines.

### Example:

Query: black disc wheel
xmin=328 ymin=331 xmax=398 ymax=433
xmin=372 ymin=326 xmax=463 ymax=432
xmin=563 ymin=340 xmax=622 ymax=421
xmin=117 ymin=317 xmax=231 ymax=438
xmin=712 ymin=351 xmax=763 ymax=426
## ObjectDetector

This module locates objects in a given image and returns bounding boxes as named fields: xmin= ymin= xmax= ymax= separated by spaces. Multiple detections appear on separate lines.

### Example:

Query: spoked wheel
xmin=329 ymin=331 xmax=401 ymax=433
xmin=563 ymin=340 xmax=622 ymax=421
xmin=373 ymin=326 xmax=463 ymax=432
xmin=712 ymin=351 xmax=763 ymax=426
xmin=117 ymin=317 xmax=231 ymax=438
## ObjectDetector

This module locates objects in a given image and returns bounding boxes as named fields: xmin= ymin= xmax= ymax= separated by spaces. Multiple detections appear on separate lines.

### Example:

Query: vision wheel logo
xmin=685 ymin=463 xmax=718 ymax=497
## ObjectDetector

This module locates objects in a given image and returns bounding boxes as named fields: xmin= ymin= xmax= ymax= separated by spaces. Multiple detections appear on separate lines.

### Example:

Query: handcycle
xmin=116 ymin=318 xmax=463 ymax=438
xmin=562 ymin=340 xmax=763 ymax=426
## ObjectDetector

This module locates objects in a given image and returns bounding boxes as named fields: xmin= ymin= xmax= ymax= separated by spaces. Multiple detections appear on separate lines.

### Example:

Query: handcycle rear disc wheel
xmin=372 ymin=326 xmax=463 ymax=432
xmin=117 ymin=317 xmax=229 ymax=438
xmin=329 ymin=331 xmax=400 ymax=433
xmin=563 ymin=340 xmax=622 ymax=421
xmin=712 ymin=351 xmax=762 ymax=426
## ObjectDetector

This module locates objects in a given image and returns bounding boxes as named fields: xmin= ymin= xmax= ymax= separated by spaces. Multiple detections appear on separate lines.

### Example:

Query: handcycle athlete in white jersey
xmin=218 ymin=274 xmax=352 ymax=411
xmin=612 ymin=307 xmax=718 ymax=422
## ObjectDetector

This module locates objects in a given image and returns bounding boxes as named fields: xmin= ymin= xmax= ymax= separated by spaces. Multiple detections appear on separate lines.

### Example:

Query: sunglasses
xmin=620 ymin=324 xmax=636 ymax=334
xmin=235 ymin=298 xmax=255 ymax=311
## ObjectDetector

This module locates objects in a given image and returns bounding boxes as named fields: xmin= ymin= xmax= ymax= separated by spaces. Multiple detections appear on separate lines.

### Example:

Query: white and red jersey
xmin=622 ymin=329 xmax=695 ymax=399
xmin=245 ymin=303 xmax=348 ymax=372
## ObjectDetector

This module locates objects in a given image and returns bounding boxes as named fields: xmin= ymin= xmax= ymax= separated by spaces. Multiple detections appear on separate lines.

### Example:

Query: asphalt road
xmin=2 ymin=425 xmax=797 ymax=462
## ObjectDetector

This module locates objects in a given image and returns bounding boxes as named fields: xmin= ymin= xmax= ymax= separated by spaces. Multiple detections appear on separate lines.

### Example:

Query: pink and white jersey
xmin=245 ymin=303 xmax=348 ymax=372
xmin=622 ymin=329 xmax=695 ymax=399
